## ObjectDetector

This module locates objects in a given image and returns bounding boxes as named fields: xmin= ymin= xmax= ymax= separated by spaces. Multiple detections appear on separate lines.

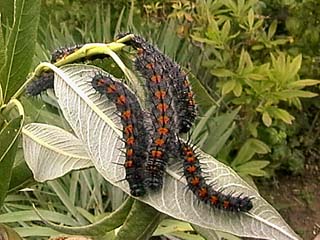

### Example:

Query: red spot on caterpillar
xmin=155 ymin=138 xmax=165 ymax=146
xmin=158 ymin=127 xmax=169 ymax=135
xmin=151 ymin=150 xmax=163 ymax=158
xmin=146 ymin=63 xmax=154 ymax=69
xmin=126 ymin=136 xmax=135 ymax=145
xmin=198 ymin=187 xmax=208 ymax=199
xmin=186 ymin=165 xmax=197 ymax=173
xmin=158 ymin=116 xmax=170 ymax=125
xmin=190 ymin=176 xmax=200 ymax=186
xmin=107 ymin=84 xmax=117 ymax=93
xmin=117 ymin=95 xmax=127 ymax=105
xmin=124 ymin=124 xmax=133 ymax=135
xmin=157 ymin=103 xmax=168 ymax=112
xmin=151 ymin=75 xmax=162 ymax=83
xmin=154 ymin=90 xmax=167 ymax=99
xmin=125 ymin=160 xmax=134 ymax=168
xmin=127 ymin=148 xmax=134 ymax=157
xmin=122 ymin=110 xmax=132 ymax=120
xmin=210 ymin=195 xmax=219 ymax=205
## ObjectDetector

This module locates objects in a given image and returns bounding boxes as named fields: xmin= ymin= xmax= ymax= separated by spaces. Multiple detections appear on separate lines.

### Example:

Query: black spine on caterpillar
xmin=92 ymin=73 xmax=148 ymax=197
xmin=180 ymin=141 xmax=253 ymax=212
xmin=26 ymin=71 xmax=54 ymax=96
xmin=116 ymin=32 xmax=197 ymax=133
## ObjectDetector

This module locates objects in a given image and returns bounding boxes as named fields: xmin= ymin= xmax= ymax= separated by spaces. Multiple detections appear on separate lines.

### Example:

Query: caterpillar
xmin=180 ymin=142 xmax=253 ymax=212
xmin=25 ymin=71 xmax=54 ymax=96
xmin=116 ymin=33 xmax=197 ymax=133
xmin=92 ymin=73 xmax=148 ymax=197
xmin=51 ymin=44 xmax=84 ymax=63
xmin=26 ymin=44 xmax=111 ymax=96
xmin=126 ymin=35 xmax=180 ymax=191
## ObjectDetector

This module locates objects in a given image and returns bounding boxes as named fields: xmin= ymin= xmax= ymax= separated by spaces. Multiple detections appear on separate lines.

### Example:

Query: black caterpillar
xmin=180 ymin=141 xmax=253 ymax=212
xmin=92 ymin=73 xmax=148 ymax=197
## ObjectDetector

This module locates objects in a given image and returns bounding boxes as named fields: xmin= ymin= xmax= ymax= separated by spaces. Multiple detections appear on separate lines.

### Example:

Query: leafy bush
xmin=167 ymin=0 xmax=320 ymax=177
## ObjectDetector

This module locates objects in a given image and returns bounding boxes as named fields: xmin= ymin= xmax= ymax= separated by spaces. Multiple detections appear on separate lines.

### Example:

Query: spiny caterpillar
xmin=25 ymin=71 xmax=54 ymax=96
xmin=116 ymin=33 xmax=197 ymax=133
xmin=124 ymin=34 xmax=180 ymax=191
xmin=180 ymin=142 xmax=253 ymax=212
xmin=92 ymin=73 xmax=148 ymax=197
xmin=26 ymin=44 xmax=110 ymax=96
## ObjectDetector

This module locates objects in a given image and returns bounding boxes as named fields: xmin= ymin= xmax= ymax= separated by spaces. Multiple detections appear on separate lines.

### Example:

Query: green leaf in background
xmin=187 ymin=71 xmax=218 ymax=113
xmin=0 ymin=0 xmax=40 ymax=102
xmin=0 ymin=21 xmax=5 ymax=106
xmin=236 ymin=160 xmax=270 ymax=177
xmin=0 ymin=115 xmax=23 ymax=207
xmin=31 ymin=197 xmax=134 ymax=236
xmin=8 ymin=156 xmax=34 ymax=193
xmin=114 ymin=200 xmax=163 ymax=240
xmin=288 ymin=79 xmax=320 ymax=88
xmin=0 ymin=1 xmax=14 ymax=27
xmin=231 ymin=138 xmax=270 ymax=167
xmin=0 ymin=223 xmax=23 ymax=240
xmin=197 ymin=107 xmax=240 ymax=156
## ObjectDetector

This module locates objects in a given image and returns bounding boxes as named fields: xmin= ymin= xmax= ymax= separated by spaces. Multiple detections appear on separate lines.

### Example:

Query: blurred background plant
xmin=1 ymin=0 xmax=320 ymax=239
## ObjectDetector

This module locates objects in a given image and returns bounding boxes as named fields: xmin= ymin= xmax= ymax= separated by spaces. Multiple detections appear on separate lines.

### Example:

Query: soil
xmin=258 ymin=157 xmax=320 ymax=240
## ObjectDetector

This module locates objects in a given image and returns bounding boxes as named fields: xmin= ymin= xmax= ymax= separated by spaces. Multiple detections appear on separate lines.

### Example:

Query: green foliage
xmin=168 ymin=0 xmax=320 ymax=177
xmin=0 ymin=0 xmax=40 ymax=214
xmin=1 ymin=0 xmax=314 ymax=239
xmin=1 ymin=2 xmax=242 ymax=240
xmin=0 ymin=0 xmax=41 ymax=102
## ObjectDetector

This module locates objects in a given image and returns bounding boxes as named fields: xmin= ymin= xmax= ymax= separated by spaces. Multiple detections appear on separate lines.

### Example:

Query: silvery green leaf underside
xmin=23 ymin=63 xmax=301 ymax=240
xmin=22 ymin=123 xmax=93 ymax=181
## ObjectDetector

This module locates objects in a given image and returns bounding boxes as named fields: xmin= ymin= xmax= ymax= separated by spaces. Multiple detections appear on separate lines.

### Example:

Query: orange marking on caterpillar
xmin=154 ymin=90 xmax=166 ymax=99
xmin=151 ymin=75 xmax=162 ymax=83
xmin=223 ymin=200 xmax=230 ymax=209
xmin=122 ymin=110 xmax=132 ymax=119
xmin=124 ymin=124 xmax=133 ymax=135
xmin=190 ymin=176 xmax=200 ymax=186
xmin=126 ymin=137 xmax=135 ymax=145
xmin=198 ymin=187 xmax=208 ymax=198
xmin=158 ymin=127 xmax=169 ymax=135
xmin=97 ymin=79 xmax=106 ymax=86
xmin=107 ymin=84 xmax=117 ymax=93
xmin=157 ymin=103 xmax=168 ymax=112
xmin=117 ymin=95 xmax=127 ymax=105
xmin=146 ymin=63 xmax=154 ymax=69
xmin=186 ymin=165 xmax=197 ymax=173
xmin=151 ymin=150 xmax=163 ymax=158
xmin=210 ymin=195 xmax=219 ymax=205
xmin=125 ymin=160 xmax=134 ymax=168
xmin=155 ymin=138 xmax=165 ymax=146
xmin=158 ymin=116 xmax=170 ymax=125
xmin=127 ymin=148 xmax=134 ymax=157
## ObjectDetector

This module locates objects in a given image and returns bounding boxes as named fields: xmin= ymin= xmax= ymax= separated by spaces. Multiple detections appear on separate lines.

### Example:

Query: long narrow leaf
xmin=0 ymin=116 xmax=23 ymax=207
xmin=0 ymin=0 xmax=40 ymax=102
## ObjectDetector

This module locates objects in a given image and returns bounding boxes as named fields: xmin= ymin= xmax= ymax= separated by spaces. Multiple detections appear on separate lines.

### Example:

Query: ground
xmin=259 ymin=157 xmax=320 ymax=240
